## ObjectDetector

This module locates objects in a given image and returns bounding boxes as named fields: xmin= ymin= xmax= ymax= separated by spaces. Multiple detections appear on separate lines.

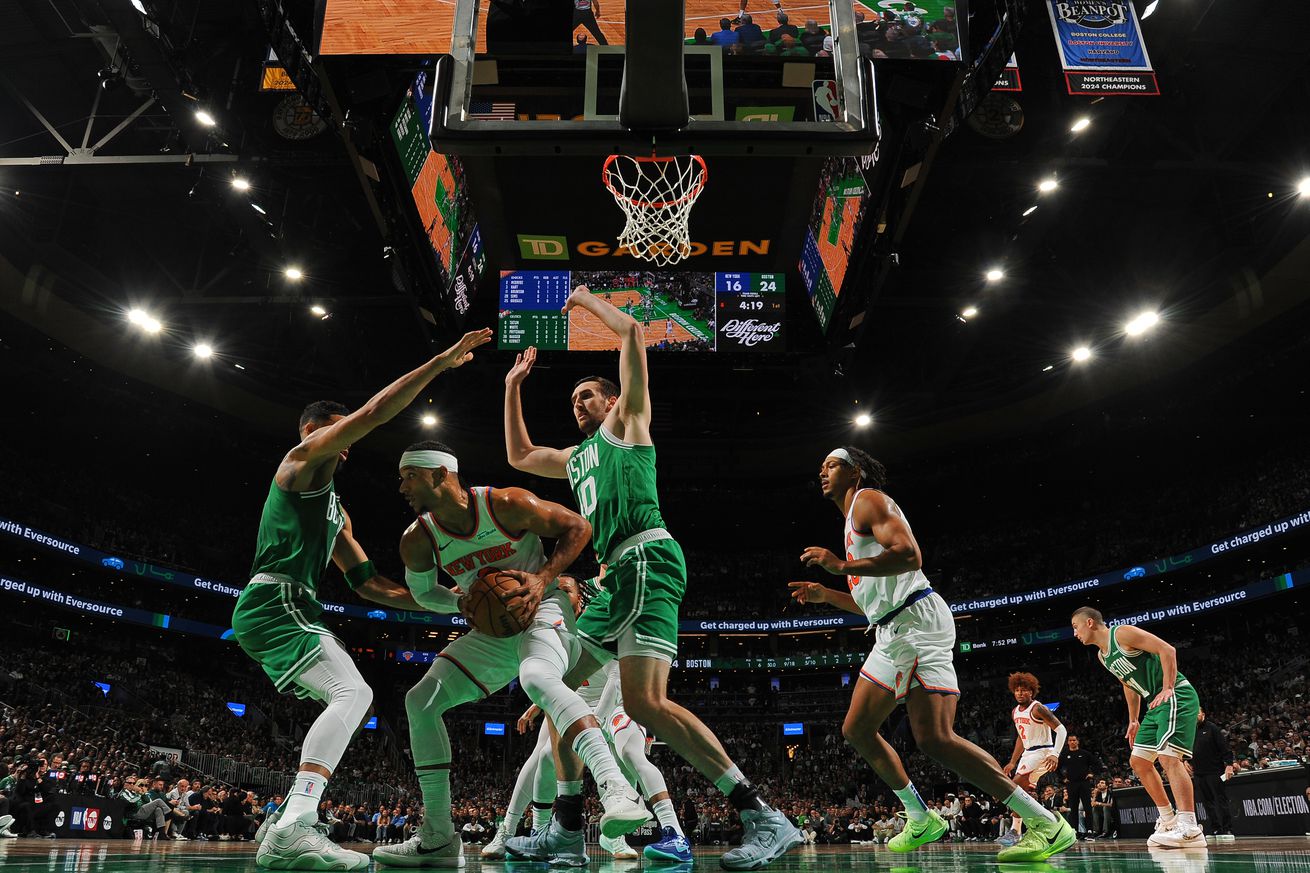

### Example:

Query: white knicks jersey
xmin=844 ymin=489 xmax=930 ymax=623
xmin=1013 ymin=702 xmax=1054 ymax=749
xmin=411 ymin=486 xmax=547 ymax=611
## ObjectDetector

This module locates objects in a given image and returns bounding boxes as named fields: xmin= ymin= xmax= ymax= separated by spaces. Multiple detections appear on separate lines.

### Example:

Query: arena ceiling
xmin=2 ymin=0 xmax=1309 ymax=470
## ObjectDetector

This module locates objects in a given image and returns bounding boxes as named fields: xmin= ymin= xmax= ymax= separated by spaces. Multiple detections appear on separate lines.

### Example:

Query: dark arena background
xmin=2 ymin=0 xmax=1310 ymax=872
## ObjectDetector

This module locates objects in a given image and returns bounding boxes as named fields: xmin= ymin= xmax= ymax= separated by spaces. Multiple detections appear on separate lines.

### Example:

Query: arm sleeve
xmin=405 ymin=566 xmax=461 ymax=613
xmin=1052 ymin=723 xmax=1068 ymax=756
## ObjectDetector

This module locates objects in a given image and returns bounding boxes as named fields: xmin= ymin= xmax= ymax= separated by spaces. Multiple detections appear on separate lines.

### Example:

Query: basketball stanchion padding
xmin=602 ymin=153 xmax=707 ymax=266
xmin=466 ymin=568 xmax=531 ymax=637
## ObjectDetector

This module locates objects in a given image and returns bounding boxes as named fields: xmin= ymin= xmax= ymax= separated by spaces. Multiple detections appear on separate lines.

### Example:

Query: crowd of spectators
xmin=688 ymin=3 xmax=959 ymax=61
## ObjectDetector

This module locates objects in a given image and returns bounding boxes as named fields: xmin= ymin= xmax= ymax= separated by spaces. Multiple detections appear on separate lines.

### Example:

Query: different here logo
xmin=55 ymin=810 xmax=66 ymax=828
xmin=517 ymin=234 xmax=569 ymax=260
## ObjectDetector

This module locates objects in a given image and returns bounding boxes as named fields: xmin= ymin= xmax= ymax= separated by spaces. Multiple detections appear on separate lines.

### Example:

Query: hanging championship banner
xmin=1047 ymin=2 xmax=1159 ymax=95
xmin=993 ymin=54 xmax=1022 ymax=92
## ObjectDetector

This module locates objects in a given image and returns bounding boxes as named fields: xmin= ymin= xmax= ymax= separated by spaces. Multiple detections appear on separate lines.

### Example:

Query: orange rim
xmin=603 ymin=154 xmax=707 ymax=210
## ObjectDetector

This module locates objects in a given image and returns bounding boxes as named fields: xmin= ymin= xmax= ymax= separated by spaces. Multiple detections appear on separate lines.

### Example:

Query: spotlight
xmin=97 ymin=67 xmax=123 ymax=92
xmin=142 ymin=317 xmax=162 ymax=334
xmin=310 ymin=304 xmax=327 ymax=317
xmin=195 ymin=109 xmax=216 ymax=127
xmin=985 ymin=268 xmax=1004 ymax=282
xmin=1022 ymin=205 xmax=1038 ymax=217
xmin=961 ymin=306 xmax=978 ymax=319
xmin=854 ymin=413 xmax=872 ymax=428
xmin=1124 ymin=311 xmax=1160 ymax=336
xmin=193 ymin=343 xmax=213 ymax=359
xmin=231 ymin=177 xmax=250 ymax=191
xmin=1071 ymin=346 xmax=1092 ymax=362
xmin=421 ymin=414 xmax=438 ymax=427
xmin=1038 ymin=178 xmax=1059 ymax=193
xmin=251 ymin=203 xmax=266 ymax=215
xmin=1042 ymin=364 xmax=1055 ymax=372
xmin=127 ymin=308 xmax=148 ymax=325
xmin=130 ymin=0 xmax=148 ymax=12
xmin=1070 ymin=117 xmax=1091 ymax=133
xmin=1141 ymin=0 xmax=1159 ymax=19
xmin=1298 ymin=177 xmax=1310 ymax=197
xmin=285 ymin=266 xmax=304 ymax=281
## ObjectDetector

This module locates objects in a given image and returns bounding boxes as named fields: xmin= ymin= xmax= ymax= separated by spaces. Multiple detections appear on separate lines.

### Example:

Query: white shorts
xmin=858 ymin=592 xmax=959 ymax=698
xmin=432 ymin=590 xmax=578 ymax=697
xmin=1015 ymin=747 xmax=1057 ymax=779
xmin=603 ymin=703 xmax=647 ymax=745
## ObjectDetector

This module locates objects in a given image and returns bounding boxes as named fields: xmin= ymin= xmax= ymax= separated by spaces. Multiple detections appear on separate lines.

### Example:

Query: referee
xmin=1191 ymin=708 xmax=1235 ymax=837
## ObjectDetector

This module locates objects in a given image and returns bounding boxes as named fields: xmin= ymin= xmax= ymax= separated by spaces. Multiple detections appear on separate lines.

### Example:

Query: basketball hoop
xmin=602 ymin=153 xmax=707 ymax=266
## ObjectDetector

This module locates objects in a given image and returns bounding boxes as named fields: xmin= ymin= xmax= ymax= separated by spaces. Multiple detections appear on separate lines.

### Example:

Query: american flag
xmin=468 ymin=100 xmax=516 ymax=120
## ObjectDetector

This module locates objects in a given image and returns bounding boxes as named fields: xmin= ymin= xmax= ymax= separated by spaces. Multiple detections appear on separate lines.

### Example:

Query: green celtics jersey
xmin=567 ymin=425 xmax=665 ymax=560
xmin=249 ymin=478 xmax=345 ymax=592
xmin=1099 ymin=625 xmax=1187 ymax=698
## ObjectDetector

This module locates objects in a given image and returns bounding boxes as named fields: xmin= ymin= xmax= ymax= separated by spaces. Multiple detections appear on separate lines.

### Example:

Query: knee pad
xmin=520 ymin=659 xmax=592 ymax=732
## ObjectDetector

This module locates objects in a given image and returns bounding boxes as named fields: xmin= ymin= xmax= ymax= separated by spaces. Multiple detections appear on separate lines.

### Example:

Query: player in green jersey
xmin=235 ymin=328 xmax=491 ymax=870
xmin=503 ymin=286 xmax=801 ymax=871
xmin=1072 ymin=606 xmax=1205 ymax=849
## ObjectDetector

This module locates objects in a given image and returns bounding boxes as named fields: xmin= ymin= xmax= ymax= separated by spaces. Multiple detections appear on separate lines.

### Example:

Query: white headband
xmin=827 ymin=448 xmax=853 ymax=465
xmin=399 ymin=450 xmax=459 ymax=473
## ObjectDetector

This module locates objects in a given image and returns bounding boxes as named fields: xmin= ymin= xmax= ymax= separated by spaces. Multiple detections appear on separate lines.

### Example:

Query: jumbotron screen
xmin=497 ymin=270 xmax=785 ymax=352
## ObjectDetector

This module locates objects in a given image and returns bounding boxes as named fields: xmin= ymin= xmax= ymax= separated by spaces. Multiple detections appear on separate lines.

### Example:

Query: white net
xmin=603 ymin=154 xmax=707 ymax=267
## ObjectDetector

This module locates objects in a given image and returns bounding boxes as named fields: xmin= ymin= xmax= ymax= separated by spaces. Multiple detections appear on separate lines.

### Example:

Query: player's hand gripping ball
xmin=465 ymin=568 xmax=533 ymax=638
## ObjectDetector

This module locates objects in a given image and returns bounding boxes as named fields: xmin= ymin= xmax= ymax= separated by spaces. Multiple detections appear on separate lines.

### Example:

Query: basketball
xmin=465 ymin=568 xmax=529 ymax=638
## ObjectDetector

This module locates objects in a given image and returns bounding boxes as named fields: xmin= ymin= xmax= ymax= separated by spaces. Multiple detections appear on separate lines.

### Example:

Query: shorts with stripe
xmin=575 ymin=538 xmax=685 ymax=664
xmin=1132 ymin=681 xmax=1200 ymax=759
xmin=418 ymin=590 xmax=579 ymax=705
xmin=232 ymin=574 xmax=342 ymax=699
xmin=1016 ymin=747 xmax=1058 ymax=780
xmin=858 ymin=591 xmax=959 ymax=699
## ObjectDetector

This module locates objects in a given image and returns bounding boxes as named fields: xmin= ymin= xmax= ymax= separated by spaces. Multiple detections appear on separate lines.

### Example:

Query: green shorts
xmin=575 ymin=537 xmax=685 ymax=664
xmin=1133 ymin=681 xmax=1200 ymax=759
xmin=231 ymin=575 xmax=339 ymax=699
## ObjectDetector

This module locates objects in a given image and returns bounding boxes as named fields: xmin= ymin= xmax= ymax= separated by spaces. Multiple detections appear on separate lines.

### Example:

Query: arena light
xmin=421 ymin=413 xmax=438 ymax=428
xmin=130 ymin=0 xmax=147 ymax=12
xmin=193 ymin=343 xmax=213 ymax=359
xmin=961 ymin=306 xmax=978 ymax=319
xmin=310 ymin=304 xmax=327 ymax=316
xmin=1298 ymin=176 xmax=1310 ymax=197
xmin=1071 ymin=117 xmax=1091 ymax=133
xmin=142 ymin=317 xmax=162 ymax=333
xmin=127 ymin=308 xmax=148 ymax=325
xmin=985 ymin=268 xmax=1004 ymax=282
xmin=1141 ymin=0 xmax=1160 ymax=19
xmin=230 ymin=176 xmax=250 ymax=191
xmin=194 ymin=109 xmax=216 ymax=127
xmin=854 ymin=413 xmax=872 ymax=428
xmin=285 ymin=266 xmax=304 ymax=281
xmin=1124 ymin=310 xmax=1160 ymax=336
xmin=251 ymin=203 xmax=267 ymax=215
xmin=1071 ymin=346 xmax=1092 ymax=363
xmin=1038 ymin=178 xmax=1059 ymax=193
xmin=1042 ymin=364 xmax=1055 ymax=372
xmin=1022 ymin=205 xmax=1038 ymax=217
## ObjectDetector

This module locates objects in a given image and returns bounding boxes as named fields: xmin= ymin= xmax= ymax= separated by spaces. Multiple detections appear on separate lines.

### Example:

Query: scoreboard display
xmin=497 ymin=270 xmax=786 ymax=352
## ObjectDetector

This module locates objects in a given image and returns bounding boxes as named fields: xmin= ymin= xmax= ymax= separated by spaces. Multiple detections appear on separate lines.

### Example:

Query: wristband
xmin=345 ymin=560 xmax=375 ymax=590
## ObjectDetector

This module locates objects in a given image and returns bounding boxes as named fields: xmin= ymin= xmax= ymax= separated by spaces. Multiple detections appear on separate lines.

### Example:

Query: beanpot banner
xmin=1047 ymin=1 xmax=1159 ymax=96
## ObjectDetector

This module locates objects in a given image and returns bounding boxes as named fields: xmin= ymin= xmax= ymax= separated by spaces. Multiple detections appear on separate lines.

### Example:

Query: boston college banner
xmin=1047 ymin=2 xmax=1159 ymax=95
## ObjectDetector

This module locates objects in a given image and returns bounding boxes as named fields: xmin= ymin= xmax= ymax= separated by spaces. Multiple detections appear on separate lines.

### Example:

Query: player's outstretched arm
xmin=331 ymin=509 xmax=424 ymax=611
xmin=561 ymin=286 xmax=650 ymax=426
xmin=504 ymin=346 xmax=574 ymax=478
xmin=293 ymin=328 xmax=492 ymax=469
xmin=787 ymin=579 xmax=862 ymax=615
xmin=491 ymin=488 xmax=592 ymax=621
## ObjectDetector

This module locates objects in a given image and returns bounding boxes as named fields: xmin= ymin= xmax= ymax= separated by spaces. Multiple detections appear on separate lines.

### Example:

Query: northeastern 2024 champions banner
xmin=1047 ymin=2 xmax=1159 ymax=95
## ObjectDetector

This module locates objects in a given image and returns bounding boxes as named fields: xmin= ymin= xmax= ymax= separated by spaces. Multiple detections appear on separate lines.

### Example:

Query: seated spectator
xmin=769 ymin=10 xmax=798 ymax=43
xmin=800 ymin=19 xmax=826 ymax=54
xmin=693 ymin=27 xmax=710 ymax=45
xmin=710 ymin=18 xmax=739 ymax=47
xmin=776 ymin=34 xmax=809 ymax=56
xmin=121 ymin=776 xmax=174 ymax=838
xmin=573 ymin=33 xmax=589 ymax=54
xmin=735 ymin=13 xmax=765 ymax=51
xmin=817 ymin=34 xmax=834 ymax=57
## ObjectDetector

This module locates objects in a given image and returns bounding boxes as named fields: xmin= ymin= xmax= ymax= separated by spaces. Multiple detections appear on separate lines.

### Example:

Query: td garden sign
xmin=518 ymin=234 xmax=771 ymax=261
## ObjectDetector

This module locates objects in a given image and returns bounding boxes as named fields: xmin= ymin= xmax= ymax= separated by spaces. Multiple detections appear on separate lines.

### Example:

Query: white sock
xmin=572 ymin=728 xmax=625 ymax=790
xmin=1004 ymin=787 xmax=1057 ymax=825
xmin=279 ymin=771 xmax=326 ymax=827
xmin=1157 ymin=805 xmax=1176 ymax=823
xmin=893 ymin=783 xmax=930 ymax=824
xmin=418 ymin=769 xmax=454 ymax=841
xmin=713 ymin=764 xmax=747 ymax=796
xmin=502 ymin=811 xmax=523 ymax=835
xmin=652 ymin=799 xmax=683 ymax=836
xmin=1176 ymin=811 xmax=1197 ymax=829
xmin=557 ymin=780 xmax=583 ymax=797
xmin=532 ymin=806 xmax=553 ymax=831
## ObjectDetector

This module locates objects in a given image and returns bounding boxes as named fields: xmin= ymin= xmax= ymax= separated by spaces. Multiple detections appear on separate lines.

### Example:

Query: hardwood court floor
xmin=569 ymin=289 xmax=712 ymax=349
xmin=3 ymin=836 xmax=1308 ymax=872
xmin=317 ymin=0 xmax=957 ymax=54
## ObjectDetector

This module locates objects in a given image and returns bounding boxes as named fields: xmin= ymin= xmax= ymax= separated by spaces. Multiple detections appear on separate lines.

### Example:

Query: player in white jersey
xmin=999 ymin=672 xmax=1066 ymax=846
xmin=373 ymin=442 xmax=649 ymax=868
xmin=789 ymin=447 xmax=1075 ymax=864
